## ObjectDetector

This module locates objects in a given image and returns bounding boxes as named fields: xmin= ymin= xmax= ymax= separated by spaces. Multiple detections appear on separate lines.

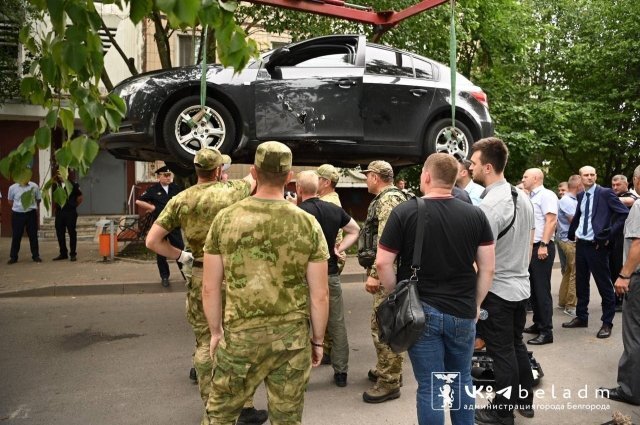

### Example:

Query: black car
xmin=100 ymin=34 xmax=493 ymax=173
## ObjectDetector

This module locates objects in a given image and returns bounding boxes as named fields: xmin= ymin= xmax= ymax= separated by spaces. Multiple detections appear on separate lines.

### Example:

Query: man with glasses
xmin=136 ymin=165 xmax=184 ymax=287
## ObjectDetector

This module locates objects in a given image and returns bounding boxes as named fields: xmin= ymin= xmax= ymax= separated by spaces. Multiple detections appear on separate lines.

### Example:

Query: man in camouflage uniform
xmin=359 ymin=160 xmax=408 ymax=403
xmin=202 ymin=141 xmax=330 ymax=425
xmin=145 ymin=149 xmax=266 ymax=425
xmin=315 ymin=163 xmax=343 ymax=363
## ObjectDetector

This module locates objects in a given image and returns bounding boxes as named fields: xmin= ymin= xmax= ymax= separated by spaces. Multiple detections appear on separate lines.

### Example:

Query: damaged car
xmin=100 ymin=34 xmax=493 ymax=174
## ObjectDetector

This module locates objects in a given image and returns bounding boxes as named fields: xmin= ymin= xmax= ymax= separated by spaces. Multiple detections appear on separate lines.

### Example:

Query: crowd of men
xmin=135 ymin=137 xmax=638 ymax=425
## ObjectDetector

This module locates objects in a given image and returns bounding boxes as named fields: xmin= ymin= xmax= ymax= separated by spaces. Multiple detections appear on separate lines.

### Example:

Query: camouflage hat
xmin=194 ymin=148 xmax=223 ymax=171
xmin=316 ymin=164 xmax=340 ymax=183
xmin=254 ymin=141 xmax=292 ymax=173
xmin=362 ymin=160 xmax=394 ymax=180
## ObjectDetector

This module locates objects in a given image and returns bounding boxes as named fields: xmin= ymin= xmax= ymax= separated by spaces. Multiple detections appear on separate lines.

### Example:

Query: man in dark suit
xmin=136 ymin=165 xmax=184 ymax=287
xmin=563 ymin=166 xmax=628 ymax=338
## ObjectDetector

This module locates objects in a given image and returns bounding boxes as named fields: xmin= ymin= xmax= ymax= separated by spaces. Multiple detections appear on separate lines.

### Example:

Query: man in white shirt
xmin=7 ymin=180 xmax=42 ymax=264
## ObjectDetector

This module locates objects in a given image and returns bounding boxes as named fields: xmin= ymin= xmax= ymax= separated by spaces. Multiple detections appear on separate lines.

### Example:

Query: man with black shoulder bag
xmin=377 ymin=153 xmax=495 ymax=425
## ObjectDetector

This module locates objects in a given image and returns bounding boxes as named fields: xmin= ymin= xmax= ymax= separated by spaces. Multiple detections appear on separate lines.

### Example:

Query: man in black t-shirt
xmin=52 ymin=171 xmax=83 ymax=261
xmin=296 ymin=171 xmax=360 ymax=388
xmin=376 ymin=153 xmax=495 ymax=425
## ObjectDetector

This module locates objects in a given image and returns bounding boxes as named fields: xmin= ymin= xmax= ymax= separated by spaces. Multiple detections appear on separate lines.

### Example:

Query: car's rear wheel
xmin=162 ymin=95 xmax=236 ymax=166
xmin=424 ymin=118 xmax=473 ymax=161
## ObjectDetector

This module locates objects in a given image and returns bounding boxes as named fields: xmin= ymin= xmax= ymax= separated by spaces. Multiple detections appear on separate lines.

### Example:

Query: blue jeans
xmin=408 ymin=303 xmax=476 ymax=425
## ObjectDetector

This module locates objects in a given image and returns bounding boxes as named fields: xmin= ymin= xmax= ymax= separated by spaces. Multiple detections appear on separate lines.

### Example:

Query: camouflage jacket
xmin=155 ymin=180 xmax=250 ymax=260
xmin=204 ymin=197 xmax=330 ymax=330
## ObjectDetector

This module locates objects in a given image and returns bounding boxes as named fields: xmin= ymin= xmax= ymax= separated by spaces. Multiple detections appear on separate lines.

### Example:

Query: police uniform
xmin=203 ymin=142 xmax=330 ymax=425
xmin=360 ymin=161 xmax=408 ymax=401
xmin=155 ymin=152 xmax=249 ymax=406
xmin=53 ymin=180 xmax=82 ymax=260
xmin=138 ymin=165 xmax=184 ymax=282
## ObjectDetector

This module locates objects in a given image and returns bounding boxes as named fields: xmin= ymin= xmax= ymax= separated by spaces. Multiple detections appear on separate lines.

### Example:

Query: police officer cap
xmin=362 ymin=160 xmax=394 ymax=180
xmin=254 ymin=141 xmax=292 ymax=173
xmin=155 ymin=165 xmax=171 ymax=174
xmin=194 ymin=148 xmax=223 ymax=170
xmin=316 ymin=164 xmax=340 ymax=183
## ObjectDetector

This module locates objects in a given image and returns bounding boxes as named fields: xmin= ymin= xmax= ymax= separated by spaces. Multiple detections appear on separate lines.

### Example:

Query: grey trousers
xmin=327 ymin=274 xmax=349 ymax=374
xmin=617 ymin=274 xmax=640 ymax=403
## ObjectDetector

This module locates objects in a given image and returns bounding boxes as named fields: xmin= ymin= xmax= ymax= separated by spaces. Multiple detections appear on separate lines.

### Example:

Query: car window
xmin=365 ymin=47 xmax=414 ymax=77
xmin=296 ymin=52 xmax=354 ymax=67
xmin=413 ymin=57 xmax=434 ymax=80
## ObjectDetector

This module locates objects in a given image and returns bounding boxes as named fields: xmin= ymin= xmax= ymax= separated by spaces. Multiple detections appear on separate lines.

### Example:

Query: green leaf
xmin=66 ymin=3 xmax=88 ymax=27
xmin=174 ymin=0 xmax=200 ymax=25
xmin=78 ymin=108 xmax=96 ymax=134
xmin=70 ymin=136 xmax=86 ymax=160
xmin=84 ymin=138 xmax=100 ymax=163
xmin=20 ymin=189 xmax=36 ymax=210
xmin=156 ymin=0 xmax=177 ymax=13
xmin=45 ymin=110 xmax=58 ymax=128
xmin=130 ymin=0 xmax=152 ymax=23
xmin=107 ymin=93 xmax=127 ymax=116
xmin=0 ymin=156 xmax=11 ymax=179
xmin=47 ymin=0 xmax=65 ymax=33
xmin=59 ymin=108 xmax=75 ymax=138
xmin=105 ymin=108 xmax=122 ymax=131
xmin=55 ymin=147 xmax=73 ymax=167
xmin=218 ymin=0 xmax=237 ymax=13
xmin=84 ymin=100 xmax=104 ymax=120
xmin=53 ymin=186 xmax=68 ymax=208
xmin=62 ymin=42 xmax=89 ymax=73
xmin=14 ymin=168 xmax=33 ymax=186
xmin=35 ymin=127 xmax=51 ymax=149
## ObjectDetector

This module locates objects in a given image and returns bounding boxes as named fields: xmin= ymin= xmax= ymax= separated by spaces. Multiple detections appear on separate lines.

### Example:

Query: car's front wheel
xmin=162 ymin=95 xmax=236 ymax=165
xmin=424 ymin=118 xmax=473 ymax=161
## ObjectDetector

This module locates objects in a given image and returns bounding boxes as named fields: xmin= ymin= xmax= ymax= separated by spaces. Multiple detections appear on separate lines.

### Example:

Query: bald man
xmin=521 ymin=168 xmax=558 ymax=345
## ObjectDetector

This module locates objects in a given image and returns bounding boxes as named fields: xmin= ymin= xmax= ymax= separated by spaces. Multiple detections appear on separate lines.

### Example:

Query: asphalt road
xmin=1 ymin=278 xmax=639 ymax=425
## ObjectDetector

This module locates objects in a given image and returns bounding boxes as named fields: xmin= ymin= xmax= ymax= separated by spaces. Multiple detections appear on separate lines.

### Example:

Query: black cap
xmin=155 ymin=165 xmax=171 ymax=174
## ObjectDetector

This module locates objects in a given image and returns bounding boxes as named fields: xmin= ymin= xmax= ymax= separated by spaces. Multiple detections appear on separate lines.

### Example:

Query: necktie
xmin=582 ymin=192 xmax=591 ymax=236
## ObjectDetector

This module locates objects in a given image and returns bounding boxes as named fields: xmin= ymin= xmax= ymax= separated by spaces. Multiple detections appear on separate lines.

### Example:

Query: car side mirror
xmin=265 ymin=47 xmax=290 ymax=77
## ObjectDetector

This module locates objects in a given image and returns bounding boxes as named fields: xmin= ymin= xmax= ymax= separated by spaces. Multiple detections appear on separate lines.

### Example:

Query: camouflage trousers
xmin=204 ymin=321 xmax=311 ymax=425
xmin=370 ymin=288 xmax=404 ymax=389
xmin=186 ymin=272 xmax=254 ymax=423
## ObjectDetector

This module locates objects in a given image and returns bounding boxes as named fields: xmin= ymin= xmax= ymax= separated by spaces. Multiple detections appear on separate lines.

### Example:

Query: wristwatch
xmin=539 ymin=241 xmax=548 ymax=248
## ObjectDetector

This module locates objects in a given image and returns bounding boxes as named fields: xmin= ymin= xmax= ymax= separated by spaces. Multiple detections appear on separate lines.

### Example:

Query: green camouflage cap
xmin=254 ymin=141 xmax=292 ymax=173
xmin=362 ymin=160 xmax=394 ymax=180
xmin=316 ymin=164 xmax=340 ymax=183
xmin=194 ymin=148 xmax=223 ymax=171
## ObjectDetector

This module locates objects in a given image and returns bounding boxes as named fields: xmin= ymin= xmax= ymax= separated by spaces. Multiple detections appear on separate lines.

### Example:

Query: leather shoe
xmin=597 ymin=324 xmax=612 ymax=339
xmin=53 ymin=255 xmax=68 ymax=261
xmin=334 ymin=372 xmax=347 ymax=387
xmin=7 ymin=258 xmax=17 ymax=264
xmin=161 ymin=278 xmax=170 ymax=287
xmin=33 ymin=257 xmax=42 ymax=263
xmin=523 ymin=325 xmax=540 ymax=334
xmin=517 ymin=406 xmax=534 ymax=418
xmin=527 ymin=333 xmax=553 ymax=345
xmin=599 ymin=387 xmax=640 ymax=405
xmin=562 ymin=317 xmax=588 ymax=328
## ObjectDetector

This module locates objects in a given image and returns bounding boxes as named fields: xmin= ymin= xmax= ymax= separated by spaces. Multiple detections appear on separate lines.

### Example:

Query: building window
xmin=0 ymin=12 xmax=20 ymax=100
xmin=178 ymin=34 xmax=195 ymax=66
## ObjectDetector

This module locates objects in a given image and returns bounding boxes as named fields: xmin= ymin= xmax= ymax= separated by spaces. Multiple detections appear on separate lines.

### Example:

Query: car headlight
xmin=114 ymin=77 xmax=151 ymax=98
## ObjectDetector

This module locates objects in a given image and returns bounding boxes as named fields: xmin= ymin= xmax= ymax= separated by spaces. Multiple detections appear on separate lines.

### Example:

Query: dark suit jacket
xmin=138 ymin=182 xmax=183 ymax=219
xmin=568 ymin=185 xmax=629 ymax=243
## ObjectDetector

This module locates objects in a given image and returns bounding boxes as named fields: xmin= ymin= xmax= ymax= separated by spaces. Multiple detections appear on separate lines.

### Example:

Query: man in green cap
xmin=315 ymin=163 xmax=344 ymax=363
xmin=358 ymin=160 xmax=410 ymax=403
xmin=145 ymin=148 xmax=266 ymax=425
xmin=202 ymin=141 xmax=330 ymax=425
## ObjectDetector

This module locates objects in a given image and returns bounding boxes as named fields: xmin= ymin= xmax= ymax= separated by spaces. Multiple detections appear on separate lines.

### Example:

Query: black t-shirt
xmin=379 ymin=197 xmax=494 ymax=319
xmin=299 ymin=198 xmax=351 ymax=275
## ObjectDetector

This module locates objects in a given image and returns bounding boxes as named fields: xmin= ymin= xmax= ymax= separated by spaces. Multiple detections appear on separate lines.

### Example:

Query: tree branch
xmin=100 ymin=16 xmax=138 ymax=76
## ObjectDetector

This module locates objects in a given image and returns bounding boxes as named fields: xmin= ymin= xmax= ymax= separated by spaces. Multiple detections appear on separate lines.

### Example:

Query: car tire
xmin=424 ymin=118 xmax=473 ymax=160
xmin=162 ymin=95 xmax=236 ymax=165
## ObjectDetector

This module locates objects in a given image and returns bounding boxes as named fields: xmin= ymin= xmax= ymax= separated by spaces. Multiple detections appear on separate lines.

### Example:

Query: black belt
xmin=576 ymin=239 xmax=596 ymax=245
xmin=193 ymin=260 xmax=203 ymax=268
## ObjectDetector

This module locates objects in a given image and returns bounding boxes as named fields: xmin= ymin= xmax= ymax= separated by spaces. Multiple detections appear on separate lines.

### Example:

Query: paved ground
xmin=1 ymin=236 xmax=639 ymax=424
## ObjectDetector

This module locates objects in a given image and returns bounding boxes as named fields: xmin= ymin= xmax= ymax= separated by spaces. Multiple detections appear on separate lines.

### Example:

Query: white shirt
xmin=529 ymin=185 xmax=558 ymax=243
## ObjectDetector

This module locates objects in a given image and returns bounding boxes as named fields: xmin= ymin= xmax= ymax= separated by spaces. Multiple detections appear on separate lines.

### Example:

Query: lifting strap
xmin=449 ymin=0 xmax=456 ymax=129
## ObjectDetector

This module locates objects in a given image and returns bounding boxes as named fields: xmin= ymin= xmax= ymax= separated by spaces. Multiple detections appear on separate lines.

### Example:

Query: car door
xmin=254 ymin=37 xmax=364 ymax=142
xmin=362 ymin=46 xmax=437 ymax=147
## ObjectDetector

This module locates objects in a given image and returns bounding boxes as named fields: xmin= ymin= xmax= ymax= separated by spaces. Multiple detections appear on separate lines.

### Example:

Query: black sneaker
xmin=236 ymin=407 xmax=268 ymax=425
xmin=475 ymin=406 xmax=514 ymax=425
xmin=189 ymin=367 xmax=197 ymax=382
xmin=334 ymin=372 xmax=347 ymax=387
xmin=161 ymin=278 xmax=170 ymax=287
xmin=53 ymin=255 xmax=68 ymax=261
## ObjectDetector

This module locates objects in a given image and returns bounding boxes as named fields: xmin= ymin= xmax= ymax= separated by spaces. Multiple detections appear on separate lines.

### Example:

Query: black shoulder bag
xmin=497 ymin=185 xmax=518 ymax=240
xmin=375 ymin=197 xmax=427 ymax=354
